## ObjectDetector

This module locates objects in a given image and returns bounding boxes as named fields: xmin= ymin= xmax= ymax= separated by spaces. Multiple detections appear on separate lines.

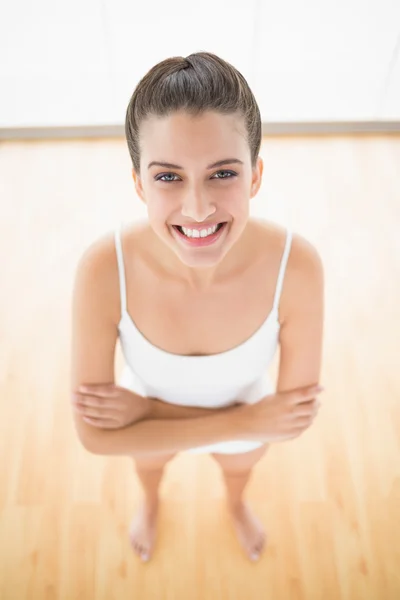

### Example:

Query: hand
xmin=72 ymin=383 xmax=152 ymax=429
xmin=238 ymin=383 xmax=325 ymax=443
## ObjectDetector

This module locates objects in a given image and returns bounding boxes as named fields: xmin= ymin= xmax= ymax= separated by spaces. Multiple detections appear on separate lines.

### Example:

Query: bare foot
xmin=129 ymin=500 xmax=158 ymax=562
xmin=228 ymin=502 xmax=267 ymax=561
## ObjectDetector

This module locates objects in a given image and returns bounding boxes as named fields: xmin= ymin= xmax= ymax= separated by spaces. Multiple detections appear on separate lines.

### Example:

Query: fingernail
xmin=141 ymin=553 xmax=149 ymax=561
xmin=250 ymin=552 xmax=259 ymax=561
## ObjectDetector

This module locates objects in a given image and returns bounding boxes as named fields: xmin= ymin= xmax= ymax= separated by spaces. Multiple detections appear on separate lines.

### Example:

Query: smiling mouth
xmin=174 ymin=222 xmax=225 ymax=235
xmin=171 ymin=221 xmax=229 ymax=245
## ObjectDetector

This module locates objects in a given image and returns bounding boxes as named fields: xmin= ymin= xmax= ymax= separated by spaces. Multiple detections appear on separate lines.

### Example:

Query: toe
xmin=251 ymin=542 xmax=262 ymax=557
xmin=250 ymin=550 xmax=260 ymax=561
xmin=255 ymin=538 xmax=265 ymax=554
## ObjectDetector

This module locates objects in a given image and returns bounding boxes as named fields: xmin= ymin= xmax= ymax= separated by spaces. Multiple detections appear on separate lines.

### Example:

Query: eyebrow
xmin=148 ymin=158 xmax=244 ymax=170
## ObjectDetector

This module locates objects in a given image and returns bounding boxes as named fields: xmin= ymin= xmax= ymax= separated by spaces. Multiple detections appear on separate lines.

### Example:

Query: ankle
xmin=143 ymin=497 xmax=159 ymax=514
xmin=227 ymin=499 xmax=245 ymax=513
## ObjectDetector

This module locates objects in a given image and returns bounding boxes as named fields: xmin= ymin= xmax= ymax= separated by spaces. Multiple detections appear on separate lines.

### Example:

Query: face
xmin=131 ymin=110 xmax=263 ymax=276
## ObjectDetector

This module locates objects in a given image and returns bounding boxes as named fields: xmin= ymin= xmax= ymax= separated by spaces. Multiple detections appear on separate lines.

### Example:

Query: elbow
xmin=72 ymin=413 xmax=105 ymax=455
xmin=78 ymin=433 xmax=103 ymax=455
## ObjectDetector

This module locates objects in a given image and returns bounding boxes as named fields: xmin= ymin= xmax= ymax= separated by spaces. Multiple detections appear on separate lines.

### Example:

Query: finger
xmin=76 ymin=404 xmax=120 ymax=421
xmin=82 ymin=416 xmax=120 ymax=429
xmin=291 ymin=419 xmax=313 ymax=434
xmin=77 ymin=404 xmax=120 ymax=421
xmin=82 ymin=416 xmax=103 ymax=426
xmin=73 ymin=393 xmax=100 ymax=407
xmin=293 ymin=399 xmax=320 ymax=417
xmin=74 ymin=393 xmax=121 ymax=410
xmin=293 ymin=409 xmax=315 ymax=419
xmin=74 ymin=399 xmax=107 ymax=415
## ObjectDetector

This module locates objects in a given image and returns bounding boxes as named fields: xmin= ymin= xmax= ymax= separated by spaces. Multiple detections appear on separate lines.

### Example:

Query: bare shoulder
xmin=254 ymin=218 xmax=322 ymax=262
xmin=75 ymin=220 xmax=148 ymax=323
xmin=82 ymin=220 xmax=147 ymax=265
xmin=253 ymin=218 xmax=324 ymax=323
xmin=73 ymin=230 xmax=116 ymax=319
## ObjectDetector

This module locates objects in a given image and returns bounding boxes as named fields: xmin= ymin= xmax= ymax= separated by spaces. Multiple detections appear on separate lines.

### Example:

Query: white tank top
xmin=115 ymin=222 xmax=293 ymax=455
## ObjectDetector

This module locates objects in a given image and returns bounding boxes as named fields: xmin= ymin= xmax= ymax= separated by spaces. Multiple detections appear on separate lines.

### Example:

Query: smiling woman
xmin=71 ymin=51 xmax=324 ymax=564
xmin=129 ymin=107 xmax=263 ymax=280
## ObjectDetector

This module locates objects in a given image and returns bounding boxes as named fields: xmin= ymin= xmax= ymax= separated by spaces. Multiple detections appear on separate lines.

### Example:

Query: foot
xmin=129 ymin=499 xmax=158 ymax=562
xmin=228 ymin=501 xmax=267 ymax=561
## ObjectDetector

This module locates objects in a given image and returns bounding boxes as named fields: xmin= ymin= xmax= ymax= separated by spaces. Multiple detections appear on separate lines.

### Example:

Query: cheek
xmin=146 ymin=200 xmax=169 ymax=221
xmin=220 ymin=194 xmax=249 ymax=215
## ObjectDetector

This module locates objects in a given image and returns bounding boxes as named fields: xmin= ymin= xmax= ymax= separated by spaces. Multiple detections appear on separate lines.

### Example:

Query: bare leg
xmin=222 ymin=468 xmax=255 ymax=510
xmin=211 ymin=445 xmax=269 ymax=562
xmin=130 ymin=452 xmax=176 ymax=562
xmin=222 ymin=469 xmax=266 ymax=561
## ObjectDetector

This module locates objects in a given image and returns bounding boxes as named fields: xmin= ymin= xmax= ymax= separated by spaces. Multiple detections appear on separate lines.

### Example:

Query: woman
xmin=71 ymin=52 xmax=324 ymax=563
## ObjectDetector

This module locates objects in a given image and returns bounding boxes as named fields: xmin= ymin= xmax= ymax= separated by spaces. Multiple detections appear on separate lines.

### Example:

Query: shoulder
xmin=282 ymin=227 xmax=324 ymax=322
xmin=74 ymin=220 xmax=149 ymax=323
xmin=77 ymin=219 xmax=149 ymax=270
xmin=72 ymin=230 xmax=117 ymax=323
xmin=253 ymin=217 xmax=323 ymax=274
xmin=254 ymin=218 xmax=321 ymax=262
xmin=253 ymin=218 xmax=324 ymax=323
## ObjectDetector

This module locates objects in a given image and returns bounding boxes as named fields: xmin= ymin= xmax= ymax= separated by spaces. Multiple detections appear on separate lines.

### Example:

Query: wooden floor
xmin=0 ymin=133 xmax=399 ymax=599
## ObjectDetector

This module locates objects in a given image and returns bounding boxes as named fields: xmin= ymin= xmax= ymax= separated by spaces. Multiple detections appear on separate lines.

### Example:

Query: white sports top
xmin=115 ymin=223 xmax=293 ymax=455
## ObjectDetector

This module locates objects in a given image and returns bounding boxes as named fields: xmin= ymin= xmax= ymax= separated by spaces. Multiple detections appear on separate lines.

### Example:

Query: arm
xmin=70 ymin=237 xmax=245 ymax=456
xmin=85 ymin=405 xmax=244 ymax=457
xmin=70 ymin=236 xmax=120 ymax=450
xmin=276 ymin=234 xmax=325 ymax=400
xmin=148 ymin=397 xmax=240 ymax=420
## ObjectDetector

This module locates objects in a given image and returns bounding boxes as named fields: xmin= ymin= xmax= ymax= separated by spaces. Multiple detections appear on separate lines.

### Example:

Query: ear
xmin=132 ymin=168 xmax=146 ymax=204
xmin=250 ymin=157 xmax=263 ymax=199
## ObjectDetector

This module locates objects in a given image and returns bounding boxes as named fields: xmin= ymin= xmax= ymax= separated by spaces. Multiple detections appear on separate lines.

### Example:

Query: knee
xmin=134 ymin=451 xmax=177 ymax=471
xmin=212 ymin=458 xmax=253 ymax=476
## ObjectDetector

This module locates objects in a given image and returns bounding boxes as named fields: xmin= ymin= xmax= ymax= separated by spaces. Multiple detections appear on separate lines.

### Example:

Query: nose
xmin=181 ymin=192 xmax=217 ymax=223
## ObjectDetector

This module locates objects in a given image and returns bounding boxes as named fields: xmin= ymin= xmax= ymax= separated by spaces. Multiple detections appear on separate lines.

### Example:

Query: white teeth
xmin=180 ymin=224 xmax=219 ymax=238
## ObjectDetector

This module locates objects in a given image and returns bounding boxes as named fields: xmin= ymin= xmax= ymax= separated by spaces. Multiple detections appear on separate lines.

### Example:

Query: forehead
xmin=140 ymin=110 xmax=247 ymax=154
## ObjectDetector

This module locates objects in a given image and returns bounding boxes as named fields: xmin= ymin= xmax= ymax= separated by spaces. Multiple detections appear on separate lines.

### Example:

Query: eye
xmin=213 ymin=170 xmax=237 ymax=180
xmin=154 ymin=170 xmax=237 ymax=183
xmin=155 ymin=172 xmax=178 ymax=183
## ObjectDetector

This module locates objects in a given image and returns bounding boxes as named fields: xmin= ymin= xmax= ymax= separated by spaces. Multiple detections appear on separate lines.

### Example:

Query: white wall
xmin=1 ymin=0 xmax=399 ymax=127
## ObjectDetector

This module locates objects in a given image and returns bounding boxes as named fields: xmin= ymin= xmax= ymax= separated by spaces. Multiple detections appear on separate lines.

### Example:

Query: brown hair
xmin=125 ymin=51 xmax=262 ymax=176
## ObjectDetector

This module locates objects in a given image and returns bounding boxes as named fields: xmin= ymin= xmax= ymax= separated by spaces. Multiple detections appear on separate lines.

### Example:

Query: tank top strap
xmin=272 ymin=228 xmax=293 ymax=313
xmin=114 ymin=222 xmax=127 ymax=316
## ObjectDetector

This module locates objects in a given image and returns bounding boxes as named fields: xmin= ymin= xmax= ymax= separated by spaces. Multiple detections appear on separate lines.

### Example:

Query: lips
xmin=171 ymin=221 xmax=228 ymax=246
